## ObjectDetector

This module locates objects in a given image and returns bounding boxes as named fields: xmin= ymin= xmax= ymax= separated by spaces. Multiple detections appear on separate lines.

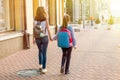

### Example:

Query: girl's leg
xmin=60 ymin=48 xmax=67 ymax=73
xmin=38 ymin=47 xmax=42 ymax=65
xmin=61 ymin=48 xmax=67 ymax=67
xmin=42 ymin=36 xmax=48 ymax=69
xmin=65 ymin=47 xmax=72 ymax=74
xmin=36 ymin=39 xmax=42 ymax=65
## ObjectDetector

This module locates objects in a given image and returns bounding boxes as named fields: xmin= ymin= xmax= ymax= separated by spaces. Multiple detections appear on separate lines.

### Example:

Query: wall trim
xmin=0 ymin=32 xmax=23 ymax=41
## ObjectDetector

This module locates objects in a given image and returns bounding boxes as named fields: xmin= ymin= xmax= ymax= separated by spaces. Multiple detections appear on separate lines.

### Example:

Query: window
xmin=0 ymin=0 xmax=15 ymax=32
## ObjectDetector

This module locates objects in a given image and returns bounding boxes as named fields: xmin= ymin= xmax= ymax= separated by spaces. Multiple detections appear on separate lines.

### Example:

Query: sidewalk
xmin=0 ymin=35 xmax=80 ymax=80
xmin=0 ymin=27 xmax=120 ymax=80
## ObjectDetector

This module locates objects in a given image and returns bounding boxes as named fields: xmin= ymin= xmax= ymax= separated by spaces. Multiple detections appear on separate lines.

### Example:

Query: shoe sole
xmin=60 ymin=68 xmax=64 ymax=73
xmin=41 ymin=71 xmax=47 ymax=74
xmin=39 ymin=68 xmax=42 ymax=72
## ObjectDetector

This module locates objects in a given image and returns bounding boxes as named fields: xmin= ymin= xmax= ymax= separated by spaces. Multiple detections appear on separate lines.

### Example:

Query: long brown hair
xmin=62 ymin=14 xmax=70 ymax=28
xmin=34 ymin=6 xmax=47 ymax=21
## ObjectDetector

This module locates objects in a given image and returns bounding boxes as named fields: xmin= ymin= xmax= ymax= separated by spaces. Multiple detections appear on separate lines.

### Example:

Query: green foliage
xmin=95 ymin=18 xmax=100 ymax=24
xmin=108 ymin=16 xmax=114 ymax=25
xmin=66 ymin=0 xmax=73 ymax=21
xmin=78 ymin=19 xmax=82 ymax=24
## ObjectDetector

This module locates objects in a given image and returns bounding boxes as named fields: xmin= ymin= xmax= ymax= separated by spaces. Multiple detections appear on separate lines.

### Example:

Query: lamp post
xmin=80 ymin=0 xmax=85 ymax=28
xmin=80 ymin=0 xmax=83 ymax=20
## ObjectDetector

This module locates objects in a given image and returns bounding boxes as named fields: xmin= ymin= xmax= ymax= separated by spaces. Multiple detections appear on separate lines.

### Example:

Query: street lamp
xmin=80 ymin=0 xmax=85 ymax=28
xmin=80 ymin=0 xmax=83 ymax=20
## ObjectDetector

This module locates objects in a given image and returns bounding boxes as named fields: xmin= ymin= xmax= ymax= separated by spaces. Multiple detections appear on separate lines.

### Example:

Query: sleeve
xmin=69 ymin=26 xmax=76 ymax=46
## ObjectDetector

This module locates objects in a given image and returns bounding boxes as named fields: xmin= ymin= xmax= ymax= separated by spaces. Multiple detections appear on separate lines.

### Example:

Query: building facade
xmin=72 ymin=0 xmax=96 ymax=23
xmin=72 ymin=0 xmax=110 ymax=23
xmin=0 ymin=0 xmax=64 ymax=59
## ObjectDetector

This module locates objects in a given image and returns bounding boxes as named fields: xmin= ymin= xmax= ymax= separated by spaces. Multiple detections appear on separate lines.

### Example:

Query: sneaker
xmin=39 ymin=68 xmax=42 ymax=71
xmin=39 ymin=65 xmax=42 ymax=71
xmin=60 ymin=67 xmax=64 ymax=73
xmin=41 ymin=69 xmax=47 ymax=74
xmin=65 ymin=70 xmax=70 ymax=75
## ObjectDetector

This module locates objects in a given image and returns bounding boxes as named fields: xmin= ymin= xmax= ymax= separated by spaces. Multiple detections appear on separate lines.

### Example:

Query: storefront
xmin=0 ymin=0 xmax=64 ymax=59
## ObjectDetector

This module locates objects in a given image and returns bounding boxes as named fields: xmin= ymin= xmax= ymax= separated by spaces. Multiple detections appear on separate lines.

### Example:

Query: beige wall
xmin=14 ymin=0 xmax=22 ymax=31
xmin=5 ymin=0 xmax=10 ymax=30
xmin=48 ymin=0 xmax=56 ymax=25
xmin=33 ymin=0 xmax=39 ymax=18
xmin=0 ymin=36 xmax=23 ymax=59
xmin=13 ymin=0 xmax=25 ymax=31
xmin=25 ymin=0 xmax=34 ymax=34
xmin=48 ymin=0 xmax=64 ymax=25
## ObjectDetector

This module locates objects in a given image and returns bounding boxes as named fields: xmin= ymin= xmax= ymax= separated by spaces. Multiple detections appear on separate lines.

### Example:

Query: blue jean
xmin=35 ymin=36 xmax=48 ymax=69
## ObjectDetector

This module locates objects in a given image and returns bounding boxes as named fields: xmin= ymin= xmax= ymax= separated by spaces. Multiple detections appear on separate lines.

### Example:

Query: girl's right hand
xmin=50 ymin=37 xmax=53 ymax=41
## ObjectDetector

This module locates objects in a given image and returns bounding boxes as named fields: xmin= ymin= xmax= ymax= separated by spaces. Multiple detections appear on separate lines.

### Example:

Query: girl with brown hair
xmin=33 ymin=6 xmax=52 ymax=74
xmin=52 ymin=14 xmax=76 ymax=75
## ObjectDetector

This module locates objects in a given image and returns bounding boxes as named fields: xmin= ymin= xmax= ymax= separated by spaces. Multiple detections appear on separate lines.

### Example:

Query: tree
xmin=108 ymin=15 xmax=114 ymax=25
xmin=66 ymin=0 xmax=73 ymax=21
xmin=107 ymin=15 xmax=114 ymax=30
xmin=95 ymin=18 xmax=100 ymax=24
xmin=94 ymin=17 xmax=100 ymax=29
xmin=78 ymin=19 xmax=82 ymax=24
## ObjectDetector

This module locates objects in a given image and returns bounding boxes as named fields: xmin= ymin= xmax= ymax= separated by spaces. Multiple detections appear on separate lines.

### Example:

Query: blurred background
xmin=0 ymin=0 xmax=120 ymax=58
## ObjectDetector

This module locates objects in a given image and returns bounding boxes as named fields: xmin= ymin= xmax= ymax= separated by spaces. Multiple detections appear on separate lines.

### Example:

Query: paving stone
xmin=0 ymin=25 xmax=120 ymax=80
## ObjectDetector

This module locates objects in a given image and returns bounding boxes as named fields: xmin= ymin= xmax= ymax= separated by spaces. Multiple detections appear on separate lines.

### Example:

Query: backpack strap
xmin=37 ymin=21 xmax=47 ymax=33
xmin=60 ymin=27 xmax=73 ymax=43
xmin=67 ymin=26 xmax=73 ymax=43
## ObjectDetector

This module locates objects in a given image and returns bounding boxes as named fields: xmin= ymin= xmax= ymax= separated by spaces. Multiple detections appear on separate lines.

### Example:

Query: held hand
xmin=49 ymin=37 xmax=53 ymax=41
xmin=50 ymin=38 xmax=53 ymax=41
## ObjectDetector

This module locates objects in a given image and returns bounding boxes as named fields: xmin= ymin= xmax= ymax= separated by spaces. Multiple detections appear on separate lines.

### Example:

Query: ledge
xmin=0 ymin=26 xmax=55 ymax=41
xmin=0 ymin=32 xmax=23 ymax=41
xmin=49 ymin=26 xmax=55 ymax=29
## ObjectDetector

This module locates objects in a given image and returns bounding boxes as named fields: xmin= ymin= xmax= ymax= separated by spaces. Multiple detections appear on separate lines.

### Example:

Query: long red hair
xmin=34 ymin=6 xmax=47 ymax=21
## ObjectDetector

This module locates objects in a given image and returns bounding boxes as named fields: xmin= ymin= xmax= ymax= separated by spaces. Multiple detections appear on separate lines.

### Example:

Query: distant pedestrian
xmin=90 ymin=16 xmax=94 ymax=26
xmin=33 ymin=6 xmax=52 ymax=74
xmin=52 ymin=14 xmax=76 ymax=75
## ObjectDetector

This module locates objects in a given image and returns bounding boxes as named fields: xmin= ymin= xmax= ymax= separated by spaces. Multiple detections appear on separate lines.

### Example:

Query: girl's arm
xmin=69 ymin=26 xmax=76 ymax=47
xmin=46 ymin=19 xmax=52 ymax=41
xmin=52 ymin=26 xmax=61 ymax=40
xmin=33 ymin=21 xmax=36 ymax=44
